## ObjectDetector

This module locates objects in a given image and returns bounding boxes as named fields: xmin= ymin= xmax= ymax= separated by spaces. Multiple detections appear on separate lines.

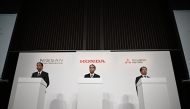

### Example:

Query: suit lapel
xmin=87 ymin=73 xmax=90 ymax=77
xmin=35 ymin=72 xmax=38 ymax=77
xmin=40 ymin=71 xmax=44 ymax=77
xmin=141 ymin=75 xmax=150 ymax=78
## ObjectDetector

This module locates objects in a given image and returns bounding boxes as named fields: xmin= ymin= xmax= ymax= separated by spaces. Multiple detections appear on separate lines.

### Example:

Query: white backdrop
xmin=8 ymin=51 xmax=181 ymax=109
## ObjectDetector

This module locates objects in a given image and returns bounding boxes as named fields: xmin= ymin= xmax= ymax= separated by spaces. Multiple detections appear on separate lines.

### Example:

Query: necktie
xmin=91 ymin=75 xmax=93 ymax=78
xmin=144 ymin=76 xmax=146 ymax=78
xmin=37 ymin=73 xmax=41 ymax=77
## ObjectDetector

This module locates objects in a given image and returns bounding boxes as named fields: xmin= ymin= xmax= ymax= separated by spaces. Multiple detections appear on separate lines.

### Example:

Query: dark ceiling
xmin=0 ymin=0 xmax=189 ymax=14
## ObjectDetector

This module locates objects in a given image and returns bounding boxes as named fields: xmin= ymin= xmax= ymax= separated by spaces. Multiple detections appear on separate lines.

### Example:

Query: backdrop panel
xmin=0 ymin=14 xmax=17 ymax=78
xmin=8 ymin=51 xmax=180 ymax=109
xmin=174 ymin=10 xmax=190 ymax=77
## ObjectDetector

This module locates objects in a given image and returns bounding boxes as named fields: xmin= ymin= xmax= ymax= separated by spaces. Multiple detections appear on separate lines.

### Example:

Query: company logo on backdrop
xmin=80 ymin=59 xmax=105 ymax=63
xmin=40 ymin=59 xmax=63 ymax=64
xmin=125 ymin=58 xmax=146 ymax=64
xmin=125 ymin=58 xmax=131 ymax=64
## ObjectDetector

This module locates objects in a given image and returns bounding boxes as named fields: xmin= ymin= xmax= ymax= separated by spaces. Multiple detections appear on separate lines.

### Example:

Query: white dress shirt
xmin=141 ymin=75 xmax=148 ymax=78
xmin=37 ymin=71 xmax=42 ymax=75
xmin=90 ymin=73 xmax=94 ymax=78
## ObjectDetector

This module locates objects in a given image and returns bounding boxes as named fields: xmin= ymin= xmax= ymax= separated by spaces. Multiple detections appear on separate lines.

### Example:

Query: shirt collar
xmin=38 ymin=71 xmax=42 ymax=74
xmin=90 ymin=73 xmax=94 ymax=76
xmin=141 ymin=75 xmax=147 ymax=77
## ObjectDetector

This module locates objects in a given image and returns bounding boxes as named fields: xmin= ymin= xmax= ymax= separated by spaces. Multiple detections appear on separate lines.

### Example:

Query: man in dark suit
xmin=84 ymin=64 xmax=100 ymax=78
xmin=31 ymin=62 xmax=50 ymax=87
xmin=135 ymin=66 xmax=150 ymax=94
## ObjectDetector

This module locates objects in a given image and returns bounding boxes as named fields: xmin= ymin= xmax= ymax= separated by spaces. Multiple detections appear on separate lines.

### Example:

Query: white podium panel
xmin=77 ymin=78 xmax=103 ymax=109
xmin=13 ymin=78 xmax=47 ymax=109
xmin=137 ymin=78 xmax=171 ymax=109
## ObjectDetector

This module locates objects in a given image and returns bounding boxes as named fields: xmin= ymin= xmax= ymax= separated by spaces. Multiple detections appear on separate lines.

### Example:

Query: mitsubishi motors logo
xmin=80 ymin=59 xmax=105 ymax=63
xmin=125 ymin=58 xmax=146 ymax=64
xmin=125 ymin=58 xmax=131 ymax=64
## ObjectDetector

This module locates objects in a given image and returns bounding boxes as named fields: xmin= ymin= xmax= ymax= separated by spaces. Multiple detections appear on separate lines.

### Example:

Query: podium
xmin=77 ymin=78 xmax=103 ymax=109
xmin=137 ymin=78 xmax=171 ymax=109
xmin=13 ymin=78 xmax=47 ymax=109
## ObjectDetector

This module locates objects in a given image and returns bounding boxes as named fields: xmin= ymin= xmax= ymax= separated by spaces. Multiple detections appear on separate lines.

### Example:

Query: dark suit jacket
xmin=31 ymin=71 xmax=50 ymax=87
xmin=135 ymin=75 xmax=150 ymax=94
xmin=84 ymin=73 xmax=100 ymax=78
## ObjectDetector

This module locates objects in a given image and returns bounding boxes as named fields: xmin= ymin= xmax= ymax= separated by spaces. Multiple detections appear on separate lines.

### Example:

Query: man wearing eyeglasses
xmin=84 ymin=64 xmax=100 ymax=78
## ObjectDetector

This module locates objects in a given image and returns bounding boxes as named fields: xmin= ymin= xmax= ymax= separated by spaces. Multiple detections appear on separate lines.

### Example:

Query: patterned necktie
xmin=144 ymin=76 xmax=146 ymax=78
xmin=91 ymin=75 xmax=93 ymax=78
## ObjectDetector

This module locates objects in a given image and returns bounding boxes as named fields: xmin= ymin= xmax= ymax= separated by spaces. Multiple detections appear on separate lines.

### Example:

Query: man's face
xmin=36 ymin=63 xmax=43 ymax=71
xmin=140 ymin=67 xmax=147 ymax=75
xmin=89 ymin=65 xmax=96 ymax=73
